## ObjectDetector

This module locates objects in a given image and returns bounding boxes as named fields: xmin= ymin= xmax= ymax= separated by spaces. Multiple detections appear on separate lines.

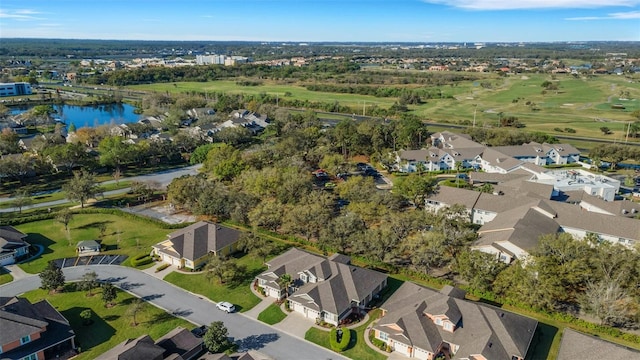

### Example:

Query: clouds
xmin=566 ymin=10 xmax=640 ymax=20
xmin=0 ymin=9 xmax=45 ymax=21
xmin=423 ymin=0 xmax=640 ymax=10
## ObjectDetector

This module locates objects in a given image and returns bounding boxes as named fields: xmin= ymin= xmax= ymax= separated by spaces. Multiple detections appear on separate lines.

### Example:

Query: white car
xmin=216 ymin=301 xmax=236 ymax=313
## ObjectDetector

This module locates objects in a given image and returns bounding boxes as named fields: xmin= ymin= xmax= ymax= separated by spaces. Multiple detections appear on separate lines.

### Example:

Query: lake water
xmin=10 ymin=103 xmax=141 ymax=129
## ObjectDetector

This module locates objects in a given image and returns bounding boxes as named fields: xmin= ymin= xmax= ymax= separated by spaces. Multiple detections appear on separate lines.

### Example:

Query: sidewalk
xmin=141 ymin=261 xmax=176 ymax=280
xmin=244 ymin=282 xmax=275 ymax=319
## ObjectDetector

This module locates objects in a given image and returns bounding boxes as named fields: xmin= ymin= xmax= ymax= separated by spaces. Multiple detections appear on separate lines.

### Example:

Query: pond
xmin=10 ymin=103 xmax=141 ymax=129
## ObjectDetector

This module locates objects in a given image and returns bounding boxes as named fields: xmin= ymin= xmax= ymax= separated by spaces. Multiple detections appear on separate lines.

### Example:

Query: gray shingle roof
xmin=557 ymin=329 xmax=640 ymax=360
xmin=481 ymin=148 xmax=524 ymax=171
xmin=428 ymin=186 xmax=481 ymax=209
xmin=162 ymin=221 xmax=241 ymax=261
xmin=375 ymin=282 xmax=537 ymax=359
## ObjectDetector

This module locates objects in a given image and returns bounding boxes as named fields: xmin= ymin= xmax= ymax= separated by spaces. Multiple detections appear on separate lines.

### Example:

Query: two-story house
xmin=255 ymin=248 xmax=387 ymax=326
xmin=373 ymin=282 xmax=537 ymax=360
xmin=0 ymin=296 xmax=76 ymax=360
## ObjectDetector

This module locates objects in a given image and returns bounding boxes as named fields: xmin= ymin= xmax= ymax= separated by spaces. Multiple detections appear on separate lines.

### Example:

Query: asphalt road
xmin=0 ymin=164 xmax=202 ymax=213
xmin=0 ymin=266 xmax=345 ymax=360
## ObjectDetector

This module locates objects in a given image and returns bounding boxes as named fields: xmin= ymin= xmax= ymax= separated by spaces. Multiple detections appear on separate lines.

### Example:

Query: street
xmin=0 ymin=265 xmax=346 ymax=360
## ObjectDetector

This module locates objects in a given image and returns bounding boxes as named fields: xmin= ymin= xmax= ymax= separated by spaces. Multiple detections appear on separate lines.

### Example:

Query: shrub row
xmin=133 ymin=253 xmax=149 ymax=261
xmin=329 ymin=328 xmax=352 ymax=352
xmin=131 ymin=255 xmax=153 ymax=267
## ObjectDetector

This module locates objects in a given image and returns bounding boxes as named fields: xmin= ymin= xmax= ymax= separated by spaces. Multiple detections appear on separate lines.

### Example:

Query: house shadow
xmin=62 ymin=307 xmax=116 ymax=352
xmin=24 ymin=233 xmax=55 ymax=258
xmin=525 ymin=323 xmax=558 ymax=360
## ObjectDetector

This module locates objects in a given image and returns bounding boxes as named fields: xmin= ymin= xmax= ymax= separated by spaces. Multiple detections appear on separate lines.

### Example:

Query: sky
xmin=0 ymin=0 xmax=639 ymax=42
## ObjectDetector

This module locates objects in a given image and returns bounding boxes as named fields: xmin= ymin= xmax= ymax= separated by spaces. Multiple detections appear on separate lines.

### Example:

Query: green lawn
xmin=16 ymin=213 xmax=174 ymax=274
xmin=0 ymin=181 xmax=132 ymax=210
xmin=305 ymin=309 xmax=387 ymax=360
xmin=163 ymin=253 xmax=264 ymax=312
xmin=257 ymin=303 xmax=287 ymax=325
xmin=21 ymin=285 xmax=193 ymax=360
xmin=0 ymin=267 xmax=13 ymax=285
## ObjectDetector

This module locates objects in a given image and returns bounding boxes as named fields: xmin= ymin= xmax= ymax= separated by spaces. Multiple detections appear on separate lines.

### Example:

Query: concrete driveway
xmin=272 ymin=310 xmax=315 ymax=338
xmin=0 ymin=265 xmax=347 ymax=360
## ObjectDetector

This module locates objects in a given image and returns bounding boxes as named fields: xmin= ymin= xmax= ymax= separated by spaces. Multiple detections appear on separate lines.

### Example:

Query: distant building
xmin=0 ymin=82 xmax=32 ymax=97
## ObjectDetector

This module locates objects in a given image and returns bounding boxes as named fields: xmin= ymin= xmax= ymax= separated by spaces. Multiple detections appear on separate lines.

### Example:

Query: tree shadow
xmin=235 ymin=333 xmax=280 ymax=351
xmin=141 ymin=293 xmax=164 ymax=301
xmin=74 ymin=220 xmax=114 ymax=230
xmin=61 ymin=307 xmax=116 ymax=352
xmin=525 ymin=323 xmax=558 ymax=360
xmin=103 ymin=315 xmax=120 ymax=322
xmin=118 ymin=282 xmax=143 ymax=291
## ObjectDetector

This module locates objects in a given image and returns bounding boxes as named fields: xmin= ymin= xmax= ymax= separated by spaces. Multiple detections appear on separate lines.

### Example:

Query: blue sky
xmin=1 ymin=0 xmax=638 ymax=42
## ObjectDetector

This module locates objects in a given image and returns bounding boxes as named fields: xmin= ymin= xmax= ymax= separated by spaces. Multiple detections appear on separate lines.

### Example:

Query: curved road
xmin=0 ymin=266 xmax=345 ymax=360
xmin=0 ymin=164 xmax=202 ymax=213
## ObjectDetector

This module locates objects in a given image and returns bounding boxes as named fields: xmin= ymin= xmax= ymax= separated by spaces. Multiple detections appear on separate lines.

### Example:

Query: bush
xmin=131 ymin=255 xmax=153 ymax=267
xmin=155 ymin=263 xmax=170 ymax=272
xmin=565 ymin=127 xmax=576 ymax=133
xmin=329 ymin=328 xmax=352 ymax=352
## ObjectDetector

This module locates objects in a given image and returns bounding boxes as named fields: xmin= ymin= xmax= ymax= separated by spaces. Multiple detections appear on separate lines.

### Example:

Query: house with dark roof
xmin=372 ymin=282 xmax=537 ymax=360
xmin=556 ymin=329 xmax=640 ymax=360
xmin=0 ymin=296 xmax=76 ymax=360
xmin=151 ymin=221 xmax=242 ymax=270
xmin=0 ymin=226 xmax=30 ymax=266
xmin=95 ymin=326 xmax=203 ymax=360
xmin=256 ymin=248 xmax=387 ymax=326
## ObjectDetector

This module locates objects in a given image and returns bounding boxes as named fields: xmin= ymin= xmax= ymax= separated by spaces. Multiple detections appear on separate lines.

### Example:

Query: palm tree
xmin=278 ymin=273 xmax=292 ymax=300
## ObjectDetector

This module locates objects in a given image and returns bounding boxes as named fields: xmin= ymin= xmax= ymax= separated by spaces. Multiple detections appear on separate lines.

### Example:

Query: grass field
xmin=163 ymin=253 xmax=263 ymax=312
xmin=16 ymin=213 xmax=174 ymax=274
xmin=257 ymin=303 xmax=287 ymax=325
xmin=127 ymin=73 xmax=640 ymax=141
xmin=21 ymin=286 xmax=193 ymax=360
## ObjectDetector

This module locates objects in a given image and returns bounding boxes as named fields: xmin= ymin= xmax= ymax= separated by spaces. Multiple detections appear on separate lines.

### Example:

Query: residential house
xmin=0 ymin=296 xmax=76 ymax=360
xmin=76 ymin=240 xmax=101 ymax=256
xmin=556 ymin=329 xmax=640 ymax=360
xmin=373 ymin=282 xmax=537 ymax=360
xmin=0 ymin=226 xmax=30 ymax=266
xmin=151 ymin=221 xmax=241 ymax=270
xmin=255 ymin=248 xmax=387 ymax=326
xmin=96 ymin=327 xmax=203 ymax=360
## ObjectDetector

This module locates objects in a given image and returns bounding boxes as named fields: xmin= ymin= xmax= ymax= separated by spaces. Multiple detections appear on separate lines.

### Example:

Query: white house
xmin=0 ymin=226 xmax=30 ymax=266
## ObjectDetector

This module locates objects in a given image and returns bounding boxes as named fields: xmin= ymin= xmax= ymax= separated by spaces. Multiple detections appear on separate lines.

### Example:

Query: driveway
xmin=0 ymin=265 xmax=346 ymax=360
xmin=272 ymin=310 xmax=315 ymax=338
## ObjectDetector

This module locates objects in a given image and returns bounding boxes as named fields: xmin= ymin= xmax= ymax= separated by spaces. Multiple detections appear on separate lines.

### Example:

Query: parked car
xmin=216 ymin=301 xmax=236 ymax=313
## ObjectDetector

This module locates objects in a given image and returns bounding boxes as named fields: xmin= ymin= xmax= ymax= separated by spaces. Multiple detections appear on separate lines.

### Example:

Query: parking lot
xmin=53 ymin=254 xmax=128 ymax=268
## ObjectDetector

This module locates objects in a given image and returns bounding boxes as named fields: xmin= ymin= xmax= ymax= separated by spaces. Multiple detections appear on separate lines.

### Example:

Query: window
xmin=20 ymin=335 xmax=31 ymax=345
xmin=435 ymin=318 xmax=442 ymax=325
xmin=300 ymin=273 xmax=307 ymax=283
xmin=22 ymin=354 xmax=37 ymax=360
xmin=378 ymin=331 xmax=388 ymax=341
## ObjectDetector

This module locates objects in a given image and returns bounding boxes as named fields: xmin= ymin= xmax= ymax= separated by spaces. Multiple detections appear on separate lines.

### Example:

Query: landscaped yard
xmin=0 ymin=267 xmax=13 ymax=285
xmin=16 ymin=213 xmax=175 ymax=273
xmin=305 ymin=309 xmax=386 ymax=360
xmin=163 ymin=253 xmax=264 ymax=312
xmin=257 ymin=303 xmax=287 ymax=325
xmin=21 ymin=285 xmax=193 ymax=360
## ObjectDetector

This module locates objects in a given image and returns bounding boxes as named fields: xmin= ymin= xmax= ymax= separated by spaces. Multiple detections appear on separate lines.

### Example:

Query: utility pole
xmin=362 ymin=101 xmax=366 ymax=117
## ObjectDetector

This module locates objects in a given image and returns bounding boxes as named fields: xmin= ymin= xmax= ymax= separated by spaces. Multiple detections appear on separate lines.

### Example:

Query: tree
xmin=202 ymin=143 xmax=246 ymax=182
xmin=63 ymin=170 xmax=100 ymax=208
xmin=11 ymin=189 xmax=32 ymax=213
xmin=55 ymin=208 xmax=74 ymax=232
xmin=237 ymin=232 xmax=275 ymax=263
xmin=203 ymin=321 xmax=232 ymax=353
xmin=0 ymin=128 xmax=20 ymax=155
xmin=39 ymin=261 xmax=65 ymax=293
xmin=98 ymin=136 xmax=135 ymax=172
xmin=77 ymin=271 xmax=99 ymax=296
xmin=204 ymin=255 xmax=230 ymax=284
xmin=477 ymin=183 xmax=494 ymax=194
xmin=248 ymin=199 xmax=285 ymax=232
xmin=43 ymin=142 xmax=91 ymax=173
xmin=101 ymin=283 xmax=117 ymax=307
xmin=80 ymin=309 xmax=93 ymax=325
xmin=394 ymin=173 xmax=435 ymax=209
xmin=455 ymin=250 xmax=507 ymax=292
xmin=582 ymin=280 xmax=638 ymax=327
xmin=278 ymin=273 xmax=293 ymax=299
xmin=126 ymin=298 xmax=144 ymax=326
